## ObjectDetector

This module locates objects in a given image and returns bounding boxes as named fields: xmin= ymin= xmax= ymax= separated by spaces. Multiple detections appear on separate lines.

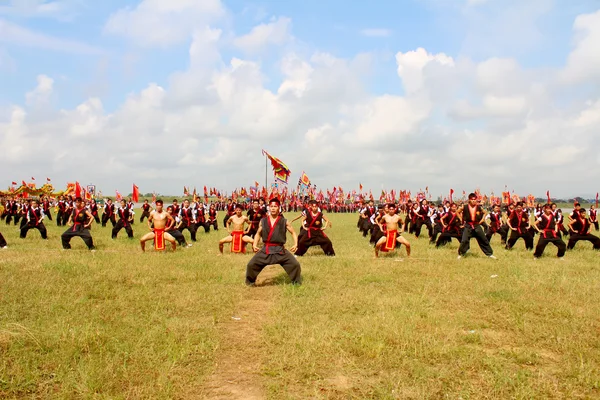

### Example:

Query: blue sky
xmin=1 ymin=0 xmax=600 ymax=197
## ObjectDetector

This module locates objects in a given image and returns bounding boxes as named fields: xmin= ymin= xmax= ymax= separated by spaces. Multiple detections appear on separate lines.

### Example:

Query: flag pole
xmin=265 ymin=152 xmax=268 ymax=189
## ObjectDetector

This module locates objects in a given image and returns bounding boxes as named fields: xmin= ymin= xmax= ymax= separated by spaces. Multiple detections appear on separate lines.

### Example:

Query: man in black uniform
xmin=140 ymin=199 xmax=152 ymax=222
xmin=505 ymin=202 xmax=534 ymax=251
xmin=567 ymin=208 xmax=600 ymax=250
xmin=246 ymin=198 xmax=302 ymax=286
xmin=458 ymin=193 xmax=496 ymax=259
xmin=112 ymin=199 xmax=134 ymax=239
xmin=20 ymin=199 xmax=48 ymax=239
xmin=102 ymin=199 xmax=116 ymax=227
xmin=533 ymin=204 xmax=566 ymax=259
xmin=246 ymin=199 xmax=264 ymax=239
xmin=61 ymin=197 xmax=95 ymax=250
xmin=295 ymin=200 xmax=335 ymax=256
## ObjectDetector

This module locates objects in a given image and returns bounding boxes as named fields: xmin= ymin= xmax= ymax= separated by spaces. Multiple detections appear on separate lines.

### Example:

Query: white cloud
xmin=0 ymin=18 xmax=104 ymax=54
xmin=360 ymin=28 xmax=392 ymax=37
xmin=561 ymin=10 xmax=600 ymax=84
xmin=2 ymin=4 xmax=600 ymax=197
xmin=104 ymin=0 xmax=226 ymax=47
xmin=233 ymin=17 xmax=292 ymax=53
xmin=0 ymin=0 xmax=80 ymax=20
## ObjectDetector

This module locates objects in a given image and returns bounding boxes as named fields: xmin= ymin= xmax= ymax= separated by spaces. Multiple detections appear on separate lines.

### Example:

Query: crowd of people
xmin=2 ymin=192 xmax=599 ymax=285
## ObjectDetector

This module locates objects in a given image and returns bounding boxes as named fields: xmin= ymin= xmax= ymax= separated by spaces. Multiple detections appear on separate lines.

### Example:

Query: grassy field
xmin=1 ymin=212 xmax=600 ymax=399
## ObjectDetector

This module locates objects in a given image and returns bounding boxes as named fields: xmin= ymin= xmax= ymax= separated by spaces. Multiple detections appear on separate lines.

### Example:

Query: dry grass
xmin=1 ymin=213 xmax=600 ymax=399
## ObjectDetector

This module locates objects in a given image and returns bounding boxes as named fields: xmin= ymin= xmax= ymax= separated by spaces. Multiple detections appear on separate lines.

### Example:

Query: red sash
xmin=231 ymin=231 xmax=245 ymax=253
xmin=154 ymin=229 xmax=165 ymax=251
xmin=384 ymin=230 xmax=398 ymax=251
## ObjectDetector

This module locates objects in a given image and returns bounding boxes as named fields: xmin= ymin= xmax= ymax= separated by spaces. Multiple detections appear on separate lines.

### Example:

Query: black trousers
xmin=112 ymin=220 xmax=133 ymax=238
xmin=61 ymin=225 xmax=94 ymax=250
xmin=534 ymin=235 xmax=566 ymax=258
xmin=45 ymin=211 xmax=53 ymax=221
xmin=20 ymin=222 xmax=48 ymax=239
xmin=140 ymin=210 xmax=151 ymax=222
xmin=179 ymin=223 xmax=197 ymax=241
xmin=167 ymin=229 xmax=187 ymax=246
xmin=295 ymin=231 xmax=335 ymax=256
xmin=430 ymin=223 xmax=443 ymax=243
xmin=436 ymin=231 xmax=461 ymax=247
xmin=567 ymin=233 xmax=600 ymax=250
xmin=0 ymin=232 xmax=7 ymax=247
xmin=196 ymin=221 xmax=210 ymax=233
xmin=56 ymin=210 xmax=64 ymax=226
xmin=206 ymin=219 xmax=218 ymax=231
xmin=102 ymin=213 xmax=116 ymax=227
xmin=506 ymin=230 xmax=534 ymax=250
xmin=414 ymin=218 xmax=433 ymax=238
xmin=459 ymin=224 xmax=493 ymax=256
xmin=246 ymin=249 xmax=302 ymax=285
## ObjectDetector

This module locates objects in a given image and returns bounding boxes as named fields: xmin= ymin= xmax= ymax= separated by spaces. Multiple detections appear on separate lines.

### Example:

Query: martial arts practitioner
xmin=56 ymin=196 xmax=66 ymax=226
xmin=102 ymin=199 xmax=116 ymax=227
xmin=165 ymin=206 xmax=192 ymax=248
xmin=533 ymin=204 xmax=566 ymax=259
xmin=140 ymin=200 xmax=177 ymax=252
xmin=41 ymin=196 xmax=53 ymax=222
xmin=218 ymin=204 xmax=253 ymax=254
xmin=374 ymin=203 xmax=411 ymax=258
xmin=485 ymin=204 xmax=506 ymax=244
xmin=112 ymin=199 xmax=134 ymax=239
xmin=61 ymin=197 xmax=95 ymax=250
xmin=414 ymin=199 xmax=433 ymax=239
xmin=589 ymin=205 xmax=599 ymax=231
xmin=139 ymin=200 xmax=152 ymax=222
xmin=88 ymin=199 xmax=100 ymax=223
xmin=245 ymin=198 xmax=302 ymax=286
xmin=435 ymin=203 xmax=462 ymax=247
xmin=458 ymin=193 xmax=496 ymax=259
xmin=20 ymin=200 xmax=48 ymax=239
xmin=178 ymin=199 xmax=198 ymax=242
xmin=295 ymin=200 xmax=335 ymax=257
xmin=505 ymin=202 xmax=534 ymax=251
xmin=246 ymin=199 xmax=265 ymax=239
xmin=567 ymin=209 xmax=600 ymax=250
xmin=207 ymin=204 xmax=219 ymax=231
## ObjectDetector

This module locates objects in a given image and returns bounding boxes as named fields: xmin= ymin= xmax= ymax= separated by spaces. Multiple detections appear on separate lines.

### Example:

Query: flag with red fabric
xmin=262 ymin=149 xmax=291 ymax=184
xmin=132 ymin=184 xmax=140 ymax=203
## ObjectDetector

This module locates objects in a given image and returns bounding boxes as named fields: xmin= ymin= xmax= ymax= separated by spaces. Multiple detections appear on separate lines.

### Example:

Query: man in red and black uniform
xmin=436 ymin=203 xmax=462 ymax=247
xmin=295 ymin=200 xmax=335 ymax=256
xmin=567 ymin=208 xmax=600 ymax=250
xmin=102 ymin=199 xmax=116 ymax=227
xmin=88 ymin=199 xmax=100 ymax=223
xmin=170 ymin=199 xmax=180 ymax=217
xmin=56 ymin=196 xmax=66 ymax=226
xmin=41 ymin=196 xmax=53 ymax=222
xmin=506 ymin=202 xmax=533 ymax=251
xmin=223 ymin=198 xmax=236 ymax=227
xmin=246 ymin=198 xmax=301 ymax=286
xmin=458 ymin=193 xmax=495 ymax=259
xmin=359 ymin=200 xmax=376 ymax=238
xmin=533 ymin=204 xmax=566 ymax=259
xmin=20 ymin=199 xmax=48 ymax=239
xmin=246 ymin=199 xmax=264 ymax=239
xmin=18 ymin=200 xmax=30 ymax=230
xmin=61 ymin=197 xmax=95 ymax=250
xmin=207 ymin=204 xmax=218 ymax=231
xmin=140 ymin=200 xmax=152 ymax=222
xmin=61 ymin=197 xmax=74 ymax=226
xmin=589 ymin=205 xmax=599 ymax=231
xmin=194 ymin=201 xmax=209 ymax=233
xmin=485 ymin=204 xmax=506 ymax=244
xmin=112 ymin=199 xmax=134 ymax=239
xmin=414 ymin=199 xmax=433 ymax=239
xmin=178 ymin=199 xmax=198 ymax=242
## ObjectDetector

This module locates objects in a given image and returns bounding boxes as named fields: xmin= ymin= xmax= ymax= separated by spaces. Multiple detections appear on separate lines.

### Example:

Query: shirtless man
xmin=140 ymin=199 xmax=177 ymax=252
xmin=218 ymin=204 xmax=253 ymax=254
xmin=375 ymin=203 xmax=411 ymax=258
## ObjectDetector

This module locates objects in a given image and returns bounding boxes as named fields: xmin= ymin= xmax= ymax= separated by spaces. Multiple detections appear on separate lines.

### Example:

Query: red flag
xmin=359 ymin=183 xmax=363 ymax=192
xmin=596 ymin=193 xmax=599 ymax=207
xmin=115 ymin=190 xmax=122 ymax=201
xmin=450 ymin=188 xmax=454 ymax=203
xmin=11 ymin=181 xmax=17 ymax=185
xmin=31 ymin=177 xmax=35 ymax=180
xmin=22 ymin=180 xmax=27 ymax=186
xmin=546 ymin=190 xmax=550 ymax=204
xmin=152 ymin=192 xmax=156 ymax=204
xmin=132 ymin=184 xmax=140 ymax=203
xmin=46 ymin=177 xmax=51 ymax=182
xmin=204 ymin=186 xmax=208 ymax=196
xmin=75 ymin=182 xmax=82 ymax=198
